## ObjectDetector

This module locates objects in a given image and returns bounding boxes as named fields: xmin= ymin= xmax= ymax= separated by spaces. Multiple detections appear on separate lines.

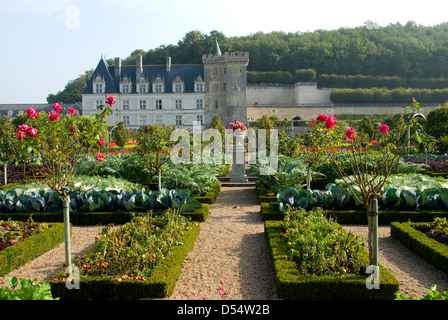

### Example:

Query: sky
xmin=1 ymin=0 xmax=447 ymax=104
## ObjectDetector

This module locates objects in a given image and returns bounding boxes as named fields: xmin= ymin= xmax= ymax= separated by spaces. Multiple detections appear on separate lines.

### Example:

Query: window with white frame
xmin=122 ymin=100 xmax=130 ymax=110
xmin=196 ymin=115 xmax=203 ymax=125
xmin=96 ymin=100 xmax=104 ymax=107
xmin=196 ymin=99 xmax=203 ymax=109
xmin=95 ymin=84 xmax=103 ymax=93
xmin=139 ymin=100 xmax=146 ymax=110
xmin=154 ymin=84 xmax=163 ymax=93
xmin=195 ymin=83 xmax=204 ymax=92
xmin=139 ymin=115 xmax=146 ymax=125
xmin=175 ymin=115 xmax=182 ymax=126
xmin=175 ymin=99 xmax=182 ymax=109
xmin=155 ymin=100 xmax=162 ymax=110
xmin=122 ymin=85 xmax=130 ymax=93
xmin=174 ymin=83 xmax=183 ymax=93
xmin=123 ymin=116 xmax=130 ymax=126
xmin=139 ymin=85 xmax=147 ymax=93
xmin=155 ymin=115 xmax=163 ymax=124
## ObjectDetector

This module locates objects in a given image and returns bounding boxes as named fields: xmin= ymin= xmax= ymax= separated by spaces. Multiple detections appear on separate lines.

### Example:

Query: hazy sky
xmin=1 ymin=0 xmax=447 ymax=104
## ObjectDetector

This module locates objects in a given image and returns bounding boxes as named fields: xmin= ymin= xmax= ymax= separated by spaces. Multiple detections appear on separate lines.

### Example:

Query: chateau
xmin=82 ymin=40 xmax=249 ymax=129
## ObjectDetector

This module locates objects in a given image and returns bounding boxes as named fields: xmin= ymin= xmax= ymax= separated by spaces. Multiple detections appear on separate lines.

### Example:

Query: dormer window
xmin=137 ymin=76 xmax=148 ymax=93
xmin=194 ymin=74 xmax=205 ymax=93
xmin=172 ymin=75 xmax=184 ymax=93
xmin=120 ymin=75 xmax=132 ymax=94
xmin=93 ymin=75 xmax=105 ymax=94
xmin=152 ymin=74 xmax=164 ymax=93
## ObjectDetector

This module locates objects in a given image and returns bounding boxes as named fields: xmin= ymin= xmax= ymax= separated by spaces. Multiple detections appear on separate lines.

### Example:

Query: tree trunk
xmin=306 ymin=165 xmax=312 ymax=190
xmin=63 ymin=195 xmax=72 ymax=276
xmin=367 ymin=197 xmax=379 ymax=266
xmin=3 ymin=162 xmax=7 ymax=186
xmin=158 ymin=168 xmax=162 ymax=192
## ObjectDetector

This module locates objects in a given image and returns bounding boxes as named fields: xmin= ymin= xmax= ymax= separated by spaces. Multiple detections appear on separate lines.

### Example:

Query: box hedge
xmin=0 ymin=222 xmax=65 ymax=276
xmin=261 ymin=202 xmax=448 ymax=224
xmin=264 ymin=220 xmax=400 ymax=299
xmin=391 ymin=221 xmax=448 ymax=274
xmin=50 ymin=222 xmax=200 ymax=300
xmin=0 ymin=204 xmax=210 ymax=225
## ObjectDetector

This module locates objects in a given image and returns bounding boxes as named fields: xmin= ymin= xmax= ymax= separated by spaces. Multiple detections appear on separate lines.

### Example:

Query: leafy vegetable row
xmin=0 ymin=187 xmax=202 ymax=214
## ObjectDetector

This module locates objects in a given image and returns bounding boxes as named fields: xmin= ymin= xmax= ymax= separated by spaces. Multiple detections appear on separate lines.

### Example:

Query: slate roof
xmin=83 ymin=58 xmax=204 ymax=94
xmin=0 ymin=103 xmax=82 ymax=117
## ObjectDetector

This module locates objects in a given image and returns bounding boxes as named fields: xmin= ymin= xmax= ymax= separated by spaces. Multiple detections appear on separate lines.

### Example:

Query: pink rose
xmin=17 ymin=131 xmax=25 ymax=141
xmin=325 ymin=115 xmax=337 ymax=129
xmin=53 ymin=103 xmax=63 ymax=112
xmin=18 ymin=124 xmax=28 ymax=132
xmin=25 ymin=126 xmax=37 ymax=137
xmin=379 ymin=124 xmax=389 ymax=134
xmin=317 ymin=114 xmax=328 ymax=122
xmin=345 ymin=128 xmax=356 ymax=139
xmin=27 ymin=108 xmax=39 ymax=119
xmin=97 ymin=138 xmax=106 ymax=147
xmin=95 ymin=153 xmax=106 ymax=162
xmin=105 ymin=95 xmax=116 ymax=106
xmin=49 ymin=112 xmax=60 ymax=121
xmin=67 ymin=107 xmax=77 ymax=115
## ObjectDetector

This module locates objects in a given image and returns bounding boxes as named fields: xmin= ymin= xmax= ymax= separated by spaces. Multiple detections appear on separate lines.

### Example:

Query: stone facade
xmin=81 ymin=41 xmax=249 ymax=130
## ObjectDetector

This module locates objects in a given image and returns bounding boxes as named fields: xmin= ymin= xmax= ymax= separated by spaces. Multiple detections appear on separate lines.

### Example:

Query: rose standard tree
xmin=17 ymin=97 xmax=115 ymax=276
xmin=315 ymin=102 xmax=421 ymax=270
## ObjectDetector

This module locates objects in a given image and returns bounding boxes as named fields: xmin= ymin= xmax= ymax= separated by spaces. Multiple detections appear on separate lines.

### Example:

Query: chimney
xmin=136 ymin=54 xmax=143 ymax=79
xmin=114 ymin=57 xmax=121 ymax=77
xmin=166 ymin=56 xmax=171 ymax=72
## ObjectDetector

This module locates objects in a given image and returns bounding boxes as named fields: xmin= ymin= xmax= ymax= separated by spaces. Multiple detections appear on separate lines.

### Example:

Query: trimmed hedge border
xmin=261 ymin=202 xmax=448 ymax=224
xmin=264 ymin=220 xmax=400 ymax=299
xmin=0 ymin=222 xmax=65 ymax=276
xmin=391 ymin=221 xmax=448 ymax=274
xmin=50 ymin=222 xmax=200 ymax=300
xmin=0 ymin=204 xmax=210 ymax=225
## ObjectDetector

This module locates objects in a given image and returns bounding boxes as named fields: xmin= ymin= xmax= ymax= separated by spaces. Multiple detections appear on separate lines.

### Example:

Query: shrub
xmin=282 ymin=207 xmax=367 ymax=276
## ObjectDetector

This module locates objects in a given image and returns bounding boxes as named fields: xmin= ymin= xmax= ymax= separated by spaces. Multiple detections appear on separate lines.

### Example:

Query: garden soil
xmin=2 ymin=183 xmax=448 ymax=299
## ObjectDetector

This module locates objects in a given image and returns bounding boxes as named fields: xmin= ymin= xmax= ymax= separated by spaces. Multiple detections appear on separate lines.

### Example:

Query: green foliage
xmin=0 ymin=185 xmax=202 ymax=214
xmin=294 ymin=69 xmax=316 ymax=82
xmin=424 ymin=103 xmax=448 ymax=153
xmin=111 ymin=122 xmax=130 ymax=148
xmin=51 ymin=215 xmax=200 ymax=299
xmin=269 ymin=173 xmax=448 ymax=212
xmin=46 ymin=70 xmax=92 ymax=104
xmin=264 ymin=220 xmax=400 ymax=299
xmin=136 ymin=125 xmax=175 ymax=188
xmin=73 ymin=210 xmax=194 ymax=279
xmin=209 ymin=115 xmax=225 ymax=137
xmin=0 ymin=277 xmax=58 ymax=300
xmin=395 ymin=284 xmax=448 ymax=300
xmin=355 ymin=116 xmax=375 ymax=140
xmin=331 ymin=87 xmax=448 ymax=103
xmin=0 ymin=116 xmax=18 ymax=163
xmin=391 ymin=221 xmax=448 ymax=280
xmin=282 ymin=207 xmax=366 ymax=276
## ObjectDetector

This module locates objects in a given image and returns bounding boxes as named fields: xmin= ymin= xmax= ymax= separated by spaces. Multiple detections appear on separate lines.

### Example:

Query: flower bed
xmin=0 ymin=221 xmax=64 ymax=276
xmin=50 ymin=212 xmax=200 ymax=299
xmin=264 ymin=218 xmax=399 ymax=299
xmin=265 ymin=208 xmax=399 ymax=300
xmin=391 ymin=220 xmax=448 ymax=274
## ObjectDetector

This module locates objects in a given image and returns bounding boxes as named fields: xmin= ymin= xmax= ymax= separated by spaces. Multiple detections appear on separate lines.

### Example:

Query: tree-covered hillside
xmin=47 ymin=21 xmax=448 ymax=102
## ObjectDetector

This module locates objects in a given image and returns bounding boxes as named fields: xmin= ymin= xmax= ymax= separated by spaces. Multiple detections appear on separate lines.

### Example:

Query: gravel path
xmin=343 ymin=224 xmax=448 ymax=299
xmin=2 ymin=185 xmax=448 ymax=300
xmin=164 ymin=185 xmax=279 ymax=300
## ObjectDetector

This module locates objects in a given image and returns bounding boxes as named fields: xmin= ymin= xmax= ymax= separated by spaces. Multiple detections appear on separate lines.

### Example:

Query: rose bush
xmin=16 ymin=96 xmax=115 ymax=275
